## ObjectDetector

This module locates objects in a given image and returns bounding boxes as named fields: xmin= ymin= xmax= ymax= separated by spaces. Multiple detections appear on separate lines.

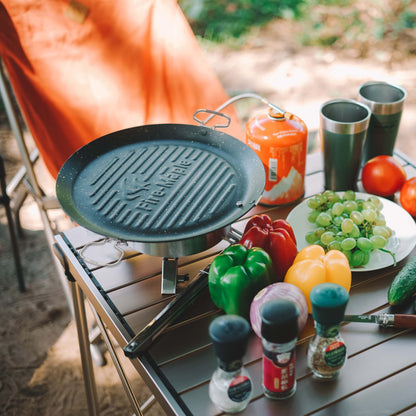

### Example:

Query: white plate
xmin=286 ymin=192 xmax=416 ymax=271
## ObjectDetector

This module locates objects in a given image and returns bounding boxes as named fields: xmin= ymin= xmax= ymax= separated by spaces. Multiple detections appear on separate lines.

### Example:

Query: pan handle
xmin=79 ymin=238 xmax=126 ymax=267
xmin=193 ymin=109 xmax=231 ymax=130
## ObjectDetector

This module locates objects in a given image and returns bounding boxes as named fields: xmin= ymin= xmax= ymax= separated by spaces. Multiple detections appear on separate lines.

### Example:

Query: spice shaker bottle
xmin=307 ymin=283 xmax=350 ymax=380
xmin=260 ymin=299 xmax=298 ymax=399
xmin=209 ymin=315 xmax=253 ymax=413
xmin=245 ymin=108 xmax=308 ymax=206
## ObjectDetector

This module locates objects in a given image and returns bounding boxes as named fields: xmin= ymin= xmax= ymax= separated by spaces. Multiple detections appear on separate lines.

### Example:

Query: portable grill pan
xmin=56 ymin=123 xmax=266 ymax=258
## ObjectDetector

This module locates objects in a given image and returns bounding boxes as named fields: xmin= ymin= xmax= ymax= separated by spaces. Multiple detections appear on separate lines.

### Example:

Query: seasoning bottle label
xmin=324 ymin=341 xmax=346 ymax=367
xmin=263 ymin=350 xmax=296 ymax=393
xmin=228 ymin=376 xmax=252 ymax=402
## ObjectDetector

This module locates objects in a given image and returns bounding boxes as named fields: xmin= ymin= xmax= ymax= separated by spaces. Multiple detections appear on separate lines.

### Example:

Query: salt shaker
xmin=307 ymin=283 xmax=350 ymax=380
xmin=209 ymin=315 xmax=253 ymax=413
xmin=260 ymin=299 xmax=298 ymax=399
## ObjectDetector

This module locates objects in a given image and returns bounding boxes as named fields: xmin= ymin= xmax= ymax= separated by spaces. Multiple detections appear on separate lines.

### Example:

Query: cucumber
xmin=388 ymin=253 xmax=416 ymax=305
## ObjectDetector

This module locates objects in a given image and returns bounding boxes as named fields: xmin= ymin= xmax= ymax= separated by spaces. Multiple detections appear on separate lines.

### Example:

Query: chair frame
xmin=0 ymin=58 xmax=73 ymax=311
xmin=0 ymin=57 xmax=112 ymax=369
xmin=0 ymin=153 xmax=25 ymax=291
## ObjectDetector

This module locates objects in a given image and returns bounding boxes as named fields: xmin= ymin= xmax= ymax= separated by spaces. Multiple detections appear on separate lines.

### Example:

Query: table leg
xmin=71 ymin=280 xmax=100 ymax=416
xmin=91 ymin=306 xmax=145 ymax=416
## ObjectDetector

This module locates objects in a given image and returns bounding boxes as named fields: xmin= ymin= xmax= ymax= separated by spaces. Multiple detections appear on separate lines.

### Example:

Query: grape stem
xmin=379 ymin=248 xmax=397 ymax=267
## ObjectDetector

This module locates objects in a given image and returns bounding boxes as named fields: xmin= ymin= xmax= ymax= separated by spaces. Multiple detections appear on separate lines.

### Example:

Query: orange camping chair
xmin=0 ymin=0 xmax=243 ymax=305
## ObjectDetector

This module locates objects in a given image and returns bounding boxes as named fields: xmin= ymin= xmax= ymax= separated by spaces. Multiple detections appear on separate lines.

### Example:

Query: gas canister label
xmin=268 ymin=158 xmax=278 ymax=181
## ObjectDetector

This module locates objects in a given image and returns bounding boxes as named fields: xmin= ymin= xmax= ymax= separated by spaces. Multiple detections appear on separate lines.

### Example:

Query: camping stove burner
xmin=78 ymin=227 xmax=240 ymax=294
xmin=160 ymin=225 xmax=241 ymax=293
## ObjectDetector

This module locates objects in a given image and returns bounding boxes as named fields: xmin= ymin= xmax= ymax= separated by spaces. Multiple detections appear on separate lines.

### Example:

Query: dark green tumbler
xmin=358 ymin=81 xmax=406 ymax=164
xmin=320 ymin=99 xmax=370 ymax=191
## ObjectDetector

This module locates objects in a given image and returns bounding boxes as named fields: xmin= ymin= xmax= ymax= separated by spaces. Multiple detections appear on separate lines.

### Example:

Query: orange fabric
xmin=0 ymin=1 xmax=242 ymax=178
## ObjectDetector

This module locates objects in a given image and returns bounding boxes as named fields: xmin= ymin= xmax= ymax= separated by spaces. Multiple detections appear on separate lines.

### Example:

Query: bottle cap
xmin=260 ymin=299 xmax=299 ymax=343
xmin=310 ymin=283 xmax=349 ymax=325
xmin=209 ymin=315 xmax=250 ymax=365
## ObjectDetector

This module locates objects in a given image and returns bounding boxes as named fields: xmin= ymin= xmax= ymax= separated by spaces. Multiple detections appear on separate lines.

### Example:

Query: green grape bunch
xmin=305 ymin=190 xmax=395 ymax=268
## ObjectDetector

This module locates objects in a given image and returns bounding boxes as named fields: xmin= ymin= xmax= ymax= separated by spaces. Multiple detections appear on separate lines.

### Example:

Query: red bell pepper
xmin=239 ymin=214 xmax=298 ymax=281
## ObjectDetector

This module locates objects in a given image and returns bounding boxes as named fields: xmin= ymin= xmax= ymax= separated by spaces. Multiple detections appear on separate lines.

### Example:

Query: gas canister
xmin=246 ymin=108 xmax=308 ymax=205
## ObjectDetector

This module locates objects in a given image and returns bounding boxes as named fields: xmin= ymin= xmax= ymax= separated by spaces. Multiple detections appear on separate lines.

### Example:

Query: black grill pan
xmin=56 ymin=124 xmax=265 ymax=257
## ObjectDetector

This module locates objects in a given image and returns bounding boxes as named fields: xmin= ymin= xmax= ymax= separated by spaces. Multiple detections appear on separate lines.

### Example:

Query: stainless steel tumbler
xmin=358 ymin=81 xmax=406 ymax=164
xmin=320 ymin=99 xmax=370 ymax=191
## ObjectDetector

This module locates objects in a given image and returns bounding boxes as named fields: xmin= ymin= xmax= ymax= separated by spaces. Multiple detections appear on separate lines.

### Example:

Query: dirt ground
xmin=1 ymin=18 xmax=416 ymax=416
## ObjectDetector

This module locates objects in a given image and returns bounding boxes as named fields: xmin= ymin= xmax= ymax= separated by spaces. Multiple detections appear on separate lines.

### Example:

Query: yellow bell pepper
xmin=284 ymin=245 xmax=351 ymax=313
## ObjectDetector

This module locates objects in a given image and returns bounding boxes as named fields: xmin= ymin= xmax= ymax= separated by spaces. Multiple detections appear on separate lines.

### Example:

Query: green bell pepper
xmin=208 ymin=244 xmax=273 ymax=319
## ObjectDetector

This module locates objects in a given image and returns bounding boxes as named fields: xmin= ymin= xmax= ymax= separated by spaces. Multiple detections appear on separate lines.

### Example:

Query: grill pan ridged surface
xmin=56 ymin=124 xmax=265 ymax=244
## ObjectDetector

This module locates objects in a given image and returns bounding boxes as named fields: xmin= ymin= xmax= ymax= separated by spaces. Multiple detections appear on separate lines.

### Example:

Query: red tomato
xmin=400 ymin=177 xmax=416 ymax=217
xmin=361 ymin=155 xmax=406 ymax=197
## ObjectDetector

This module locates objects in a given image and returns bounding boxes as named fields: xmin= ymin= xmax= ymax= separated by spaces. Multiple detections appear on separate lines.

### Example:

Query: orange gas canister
xmin=246 ymin=108 xmax=308 ymax=205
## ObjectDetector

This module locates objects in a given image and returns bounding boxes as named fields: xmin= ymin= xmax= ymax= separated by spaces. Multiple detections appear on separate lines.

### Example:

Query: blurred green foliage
xmin=179 ymin=0 xmax=305 ymax=42
xmin=179 ymin=0 xmax=416 ymax=54
xmin=299 ymin=0 xmax=416 ymax=50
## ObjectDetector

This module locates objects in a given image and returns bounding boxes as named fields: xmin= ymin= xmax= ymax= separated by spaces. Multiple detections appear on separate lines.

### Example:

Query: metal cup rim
xmin=320 ymin=99 xmax=371 ymax=134
xmin=358 ymin=81 xmax=406 ymax=115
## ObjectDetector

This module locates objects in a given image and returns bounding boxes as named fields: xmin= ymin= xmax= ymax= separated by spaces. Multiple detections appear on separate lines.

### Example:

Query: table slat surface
xmin=56 ymin=150 xmax=416 ymax=416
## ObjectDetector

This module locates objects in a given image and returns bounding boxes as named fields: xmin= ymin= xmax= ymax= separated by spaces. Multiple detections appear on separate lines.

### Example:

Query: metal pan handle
xmin=193 ymin=109 xmax=231 ymax=130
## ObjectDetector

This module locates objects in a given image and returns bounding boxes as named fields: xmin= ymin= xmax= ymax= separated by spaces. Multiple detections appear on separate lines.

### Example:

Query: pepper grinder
xmin=209 ymin=314 xmax=253 ymax=413
xmin=260 ymin=299 xmax=299 ymax=399
xmin=307 ymin=283 xmax=350 ymax=380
